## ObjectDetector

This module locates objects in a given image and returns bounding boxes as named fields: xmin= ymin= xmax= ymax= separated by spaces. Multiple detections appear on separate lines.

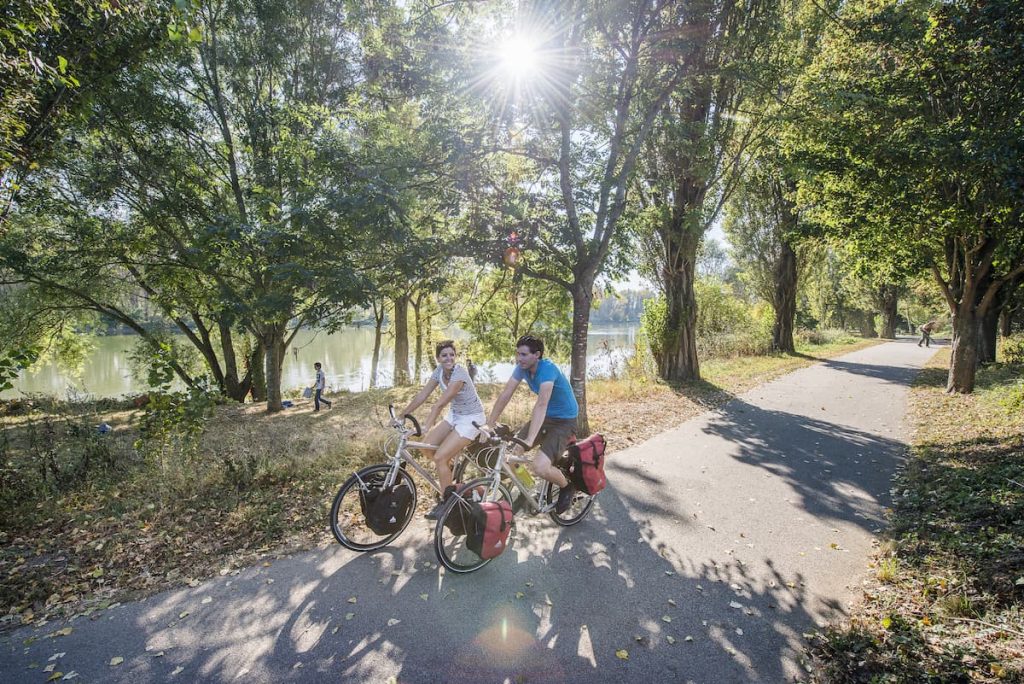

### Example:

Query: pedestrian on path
xmin=312 ymin=362 xmax=332 ymax=411
xmin=918 ymin=320 xmax=938 ymax=347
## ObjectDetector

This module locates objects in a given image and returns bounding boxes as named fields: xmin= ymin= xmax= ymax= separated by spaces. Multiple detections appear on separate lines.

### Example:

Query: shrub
xmin=999 ymin=333 xmax=1024 ymax=364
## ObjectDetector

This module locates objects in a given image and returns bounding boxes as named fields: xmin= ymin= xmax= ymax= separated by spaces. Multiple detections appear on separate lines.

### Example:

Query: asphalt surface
xmin=0 ymin=339 xmax=939 ymax=684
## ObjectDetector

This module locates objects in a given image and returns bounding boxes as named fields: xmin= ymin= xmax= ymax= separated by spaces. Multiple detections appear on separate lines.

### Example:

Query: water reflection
xmin=5 ymin=325 xmax=639 ymax=399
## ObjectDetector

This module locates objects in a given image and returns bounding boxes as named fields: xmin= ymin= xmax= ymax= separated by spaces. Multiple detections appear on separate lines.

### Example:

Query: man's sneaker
xmin=555 ymin=484 xmax=576 ymax=514
xmin=425 ymin=485 xmax=457 ymax=521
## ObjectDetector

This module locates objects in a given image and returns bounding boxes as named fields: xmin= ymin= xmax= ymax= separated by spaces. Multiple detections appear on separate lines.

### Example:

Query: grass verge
xmin=808 ymin=350 xmax=1024 ymax=683
xmin=0 ymin=335 xmax=880 ymax=630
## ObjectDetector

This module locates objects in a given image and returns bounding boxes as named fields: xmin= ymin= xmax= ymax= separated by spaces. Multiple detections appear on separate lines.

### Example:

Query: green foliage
xmin=0 ymin=1 xmax=187 ymax=178
xmin=642 ymin=279 xmax=775 ymax=363
xmin=0 ymin=346 xmax=39 ymax=392
xmin=640 ymin=296 xmax=669 ymax=362
xmin=458 ymin=268 xmax=571 ymax=361
xmin=133 ymin=343 xmax=217 ymax=466
xmin=999 ymin=334 xmax=1024 ymax=365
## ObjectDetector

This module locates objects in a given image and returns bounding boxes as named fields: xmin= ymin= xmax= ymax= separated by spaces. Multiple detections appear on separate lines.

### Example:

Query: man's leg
xmin=532 ymin=449 xmax=569 ymax=488
xmin=314 ymin=389 xmax=322 ymax=411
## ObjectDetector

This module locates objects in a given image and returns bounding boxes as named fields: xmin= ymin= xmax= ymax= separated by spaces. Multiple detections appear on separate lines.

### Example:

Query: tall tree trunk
xmin=858 ymin=310 xmax=878 ymax=338
xmin=218 ymin=322 xmax=250 ymax=402
xmin=412 ymin=293 xmax=424 ymax=382
xmin=262 ymin=324 xmax=286 ymax=413
xmin=999 ymin=308 xmax=1012 ymax=337
xmin=370 ymin=300 xmax=385 ymax=389
xmin=248 ymin=340 xmax=267 ymax=401
xmin=948 ymin=306 xmax=980 ymax=393
xmin=772 ymin=240 xmax=798 ymax=352
xmin=570 ymin=281 xmax=594 ymax=436
xmin=658 ymin=229 xmax=701 ymax=383
xmin=393 ymin=294 xmax=410 ymax=386
xmin=979 ymin=307 xmax=999 ymax=364
xmin=878 ymin=285 xmax=899 ymax=339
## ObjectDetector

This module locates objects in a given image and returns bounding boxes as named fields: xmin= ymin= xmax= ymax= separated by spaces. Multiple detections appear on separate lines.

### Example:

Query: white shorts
xmin=445 ymin=412 xmax=486 ymax=440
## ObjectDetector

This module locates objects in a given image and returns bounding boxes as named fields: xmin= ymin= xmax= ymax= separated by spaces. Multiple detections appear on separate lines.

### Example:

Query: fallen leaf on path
xmin=736 ymin=628 xmax=744 ymax=636
xmin=345 ymin=613 xmax=354 ymax=620
xmin=110 ymin=657 xmax=124 ymax=666
xmin=661 ymin=616 xmax=672 ymax=623
xmin=347 ymin=597 xmax=357 ymax=604
xmin=685 ymin=635 xmax=694 ymax=642
xmin=666 ymin=636 xmax=676 ymax=644
xmin=48 ymin=653 xmax=65 ymax=661
xmin=47 ymin=673 xmax=63 ymax=682
xmin=171 ymin=666 xmax=184 ymax=676
xmin=667 ymin=599 xmax=676 ymax=606
xmin=419 ymin=594 xmax=429 ymax=601
xmin=201 ymin=597 xmax=212 ymax=605
xmin=515 ymin=592 xmax=525 ymax=599
xmin=52 ymin=628 xmax=72 ymax=637
xmin=178 ymin=611 xmax=189 ymax=619
xmin=61 ymin=672 xmax=78 ymax=680
xmin=615 ymin=649 xmax=629 ymax=660
xmin=387 ymin=618 xmax=401 ymax=626
xmin=44 ymin=664 xmax=56 ymax=673
xmin=729 ymin=601 xmax=743 ymax=609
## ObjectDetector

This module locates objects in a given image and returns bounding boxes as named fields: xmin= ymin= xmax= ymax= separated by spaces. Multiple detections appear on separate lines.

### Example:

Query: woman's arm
xmin=400 ymin=379 xmax=439 ymax=418
xmin=426 ymin=380 xmax=463 ymax=429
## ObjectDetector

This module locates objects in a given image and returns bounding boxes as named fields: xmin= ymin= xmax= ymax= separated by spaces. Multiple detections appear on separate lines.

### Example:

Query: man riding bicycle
xmin=484 ymin=334 xmax=578 ymax=514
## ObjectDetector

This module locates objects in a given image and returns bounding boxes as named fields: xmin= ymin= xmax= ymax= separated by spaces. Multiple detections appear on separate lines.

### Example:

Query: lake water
xmin=4 ymin=324 xmax=640 ymax=399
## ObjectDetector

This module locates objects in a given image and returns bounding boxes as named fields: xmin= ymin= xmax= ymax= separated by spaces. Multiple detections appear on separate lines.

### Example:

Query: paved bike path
xmin=0 ymin=340 xmax=937 ymax=683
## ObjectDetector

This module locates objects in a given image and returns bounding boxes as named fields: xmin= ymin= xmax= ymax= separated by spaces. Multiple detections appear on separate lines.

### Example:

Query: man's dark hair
xmin=515 ymin=334 xmax=544 ymax=358
xmin=435 ymin=339 xmax=456 ymax=357
xmin=314 ymin=362 xmax=322 ymax=369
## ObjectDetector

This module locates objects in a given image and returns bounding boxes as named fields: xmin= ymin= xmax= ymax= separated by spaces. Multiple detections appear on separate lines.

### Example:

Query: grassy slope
xmin=809 ymin=351 xmax=1024 ymax=683
xmin=0 ymin=337 xmax=880 ymax=630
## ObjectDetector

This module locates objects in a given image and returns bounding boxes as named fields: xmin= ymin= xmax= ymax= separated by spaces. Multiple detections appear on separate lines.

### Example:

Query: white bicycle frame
xmin=477 ymin=437 xmax=556 ymax=514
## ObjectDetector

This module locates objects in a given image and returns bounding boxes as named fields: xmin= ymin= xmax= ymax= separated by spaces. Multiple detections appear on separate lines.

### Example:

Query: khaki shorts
xmin=516 ymin=417 xmax=577 ymax=461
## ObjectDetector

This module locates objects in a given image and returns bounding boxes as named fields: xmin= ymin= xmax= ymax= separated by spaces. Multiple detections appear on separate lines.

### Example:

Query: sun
xmin=496 ymin=34 xmax=542 ymax=82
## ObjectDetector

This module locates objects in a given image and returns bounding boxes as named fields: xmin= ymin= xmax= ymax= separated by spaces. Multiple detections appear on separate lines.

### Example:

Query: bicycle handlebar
xmin=473 ymin=421 xmax=531 ymax=450
xmin=388 ymin=404 xmax=422 ymax=437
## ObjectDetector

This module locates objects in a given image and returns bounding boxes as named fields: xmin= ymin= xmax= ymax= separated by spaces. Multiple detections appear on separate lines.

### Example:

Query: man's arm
xmin=487 ymin=376 xmax=521 ymax=426
xmin=523 ymin=382 xmax=554 ymax=446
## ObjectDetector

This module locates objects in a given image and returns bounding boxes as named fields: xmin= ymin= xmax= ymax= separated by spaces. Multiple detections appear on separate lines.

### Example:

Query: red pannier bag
xmin=566 ymin=433 xmax=607 ymax=495
xmin=465 ymin=499 xmax=514 ymax=559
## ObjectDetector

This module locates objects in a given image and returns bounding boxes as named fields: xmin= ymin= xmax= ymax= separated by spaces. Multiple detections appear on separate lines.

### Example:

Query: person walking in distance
xmin=484 ymin=334 xmax=578 ymax=513
xmin=312 ymin=362 xmax=332 ymax=411
xmin=918 ymin=320 xmax=938 ymax=347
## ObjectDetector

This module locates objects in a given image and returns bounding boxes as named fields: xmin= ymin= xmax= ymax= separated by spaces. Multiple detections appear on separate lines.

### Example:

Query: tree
xmin=459 ymin=1 xmax=686 ymax=433
xmin=793 ymin=0 xmax=1024 ymax=392
xmin=724 ymin=157 xmax=807 ymax=352
xmin=634 ymin=0 xmax=786 ymax=381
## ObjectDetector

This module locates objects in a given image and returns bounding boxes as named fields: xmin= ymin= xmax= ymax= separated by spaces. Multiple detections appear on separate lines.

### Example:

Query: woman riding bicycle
xmin=399 ymin=340 xmax=486 ymax=519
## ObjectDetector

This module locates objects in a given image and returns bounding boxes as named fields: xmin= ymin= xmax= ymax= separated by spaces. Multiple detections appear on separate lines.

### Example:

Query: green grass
xmin=808 ymin=352 xmax=1024 ymax=683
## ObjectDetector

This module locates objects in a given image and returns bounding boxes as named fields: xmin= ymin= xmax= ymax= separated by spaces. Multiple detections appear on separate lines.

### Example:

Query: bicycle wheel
xmin=434 ymin=477 xmax=513 ymax=574
xmin=546 ymin=480 xmax=595 ymax=526
xmin=329 ymin=464 xmax=417 ymax=551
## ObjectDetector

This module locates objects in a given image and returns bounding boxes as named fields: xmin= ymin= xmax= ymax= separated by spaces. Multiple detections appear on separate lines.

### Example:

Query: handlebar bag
xmin=566 ymin=433 xmax=607 ymax=495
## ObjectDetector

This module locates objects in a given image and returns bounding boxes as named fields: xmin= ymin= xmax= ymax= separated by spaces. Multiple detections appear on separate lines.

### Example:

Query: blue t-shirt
xmin=512 ymin=358 xmax=578 ymax=419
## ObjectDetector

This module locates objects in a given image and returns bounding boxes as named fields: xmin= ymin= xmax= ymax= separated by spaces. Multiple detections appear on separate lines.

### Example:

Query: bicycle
xmin=329 ymin=405 xmax=481 ymax=551
xmin=434 ymin=423 xmax=596 ymax=573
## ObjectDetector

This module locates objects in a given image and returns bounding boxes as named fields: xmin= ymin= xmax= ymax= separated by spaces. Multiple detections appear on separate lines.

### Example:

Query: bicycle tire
xmin=546 ymin=480 xmax=595 ymax=526
xmin=434 ymin=477 xmax=513 ymax=573
xmin=329 ymin=464 xmax=417 ymax=551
